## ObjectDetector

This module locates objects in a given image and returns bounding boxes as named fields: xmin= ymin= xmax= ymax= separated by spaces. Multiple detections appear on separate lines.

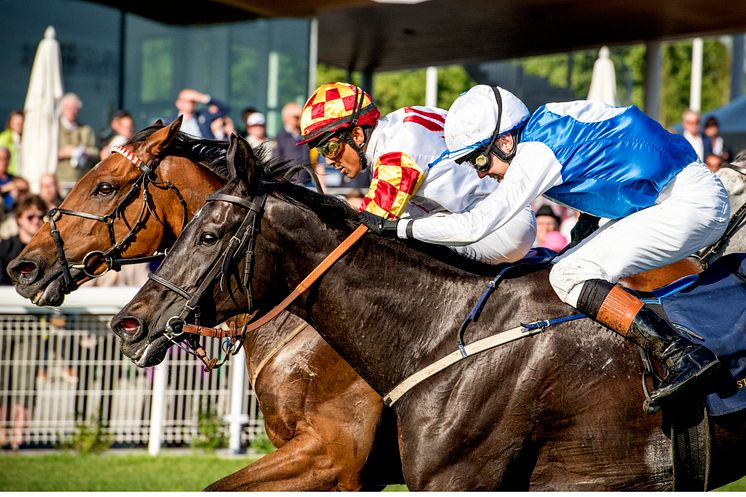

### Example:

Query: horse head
xmin=9 ymin=117 xmax=226 ymax=306
xmin=111 ymin=133 xmax=354 ymax=367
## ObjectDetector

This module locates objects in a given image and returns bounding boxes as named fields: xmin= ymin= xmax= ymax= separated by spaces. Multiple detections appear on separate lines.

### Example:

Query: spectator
xmin=703 ymin=116 xmax=731 ymax=163
xmin=238 ymin=106 xmax=259 ymax=137
xmin=39 ymin=173 xmax=63 ymax=209
xmin=245 ymin=112 xmax=276 ymax=162
xmin=534 ymin=205 xmax=567 ymax=250
xmin=100 ymin=110 xmax=135 ymax=160
xmin=0 ymin=110 xmax=23 ymax=175
xmin=274 ymin=102 xmax=313 ymax=185
xmin=210 ymin=114 xmax=235 ymax=141
xmin=0 ymin=147 xmax=15 ymax=213
xmin=169 ymin=88 xmax=229 ymax=139
xmin=681 ymin=108 xmax=704 ymax=160
xmin=704 ymin=153 xmax=723 ymax=173
xmin=0 ymin=195 xmax=48 ymax=285
xmin=57 ymin=93 xmax=99 ymax=190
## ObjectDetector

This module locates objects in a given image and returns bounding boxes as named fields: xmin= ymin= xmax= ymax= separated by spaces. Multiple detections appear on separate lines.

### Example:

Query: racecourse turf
xmin=0 ymin=452 xmax=408 ymax=491
xmin=0 ymin=452 xmax=740 ymax=491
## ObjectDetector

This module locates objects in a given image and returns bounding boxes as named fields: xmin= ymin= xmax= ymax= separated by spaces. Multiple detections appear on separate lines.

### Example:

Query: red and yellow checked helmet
xmin=299 ymin=82 xmax=380 ymax=146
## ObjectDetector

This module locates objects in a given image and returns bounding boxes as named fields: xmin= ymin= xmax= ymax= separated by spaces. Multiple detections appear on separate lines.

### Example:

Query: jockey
xmin=370 ymin=84 xmax=730 ymax=413
xmin=299 ymin=82 xmax=536 ymax=264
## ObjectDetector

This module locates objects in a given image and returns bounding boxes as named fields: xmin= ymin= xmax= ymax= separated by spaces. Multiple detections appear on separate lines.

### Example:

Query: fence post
xmin=148 ymin=357 xmax=168 ymax=455
xmin=227 ymin=351 xmax=248 ymax=454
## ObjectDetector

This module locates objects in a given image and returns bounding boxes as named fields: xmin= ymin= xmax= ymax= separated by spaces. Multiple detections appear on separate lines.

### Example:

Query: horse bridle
xmin=147 ymin=189 xmax=268 ymax=370
xmin=48 ymin=145 xmax=188 ymax=293
xmin=695 ymin=161 xmax=746 ymax=266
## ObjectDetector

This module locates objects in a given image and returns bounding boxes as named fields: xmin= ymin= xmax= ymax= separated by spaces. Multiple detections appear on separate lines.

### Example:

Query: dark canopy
xmin=93 ymin=0 xmax=746 ymax=71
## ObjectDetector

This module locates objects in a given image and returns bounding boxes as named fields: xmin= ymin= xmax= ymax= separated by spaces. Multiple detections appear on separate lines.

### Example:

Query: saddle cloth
xmin=647 ymin=252 xmax=746 ymax=416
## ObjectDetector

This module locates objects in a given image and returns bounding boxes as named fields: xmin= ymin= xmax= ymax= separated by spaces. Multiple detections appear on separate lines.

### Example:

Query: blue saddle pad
xmin=655 ymin=253 xmax=746 ymax=416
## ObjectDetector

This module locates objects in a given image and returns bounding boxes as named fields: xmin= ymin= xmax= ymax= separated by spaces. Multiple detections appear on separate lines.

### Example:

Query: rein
xmin=695 ymin=161 xmax=746 ymax=267
xmin=166 ymin=223 xmax=369 ymax=371
xmin=48 ymin=145 xmax=188 ymax=292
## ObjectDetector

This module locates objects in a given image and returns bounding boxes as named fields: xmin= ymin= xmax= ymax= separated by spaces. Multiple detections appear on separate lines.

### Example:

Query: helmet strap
xmin=341 ymin=129 xmax=370 ymax=170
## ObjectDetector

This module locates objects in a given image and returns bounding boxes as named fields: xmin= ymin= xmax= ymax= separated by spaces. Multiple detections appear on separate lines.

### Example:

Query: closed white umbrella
xmin=20 ymin=26 xmax=63 ymax=194
xmin=587 ymin=46 xmax=619 ymax=106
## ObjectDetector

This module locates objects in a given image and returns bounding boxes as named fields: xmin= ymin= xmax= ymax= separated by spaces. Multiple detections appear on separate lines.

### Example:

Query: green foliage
xmin=191 ymin=408 xmax=228 ymax=452
xmin=59 ymin=412 xmax=112 ymax=455
xmin=315 ymin=64 xmax=475 ymax=115
xmin=249 ymin=429 xmax=276 ymax=455
xmin=661 ymin=38 xmax=729 ymax=127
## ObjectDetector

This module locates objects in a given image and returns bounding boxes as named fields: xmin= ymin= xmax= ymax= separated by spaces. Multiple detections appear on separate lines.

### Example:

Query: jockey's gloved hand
xmin=357 ymin=211 xmax=399 ymax=237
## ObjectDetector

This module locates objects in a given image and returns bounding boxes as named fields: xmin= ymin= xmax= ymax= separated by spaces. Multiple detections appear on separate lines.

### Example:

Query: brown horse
xmin=8 ymin=119 xmax=402 ymax=490
xmin=111 ymin=134 xmax=746 ymax=490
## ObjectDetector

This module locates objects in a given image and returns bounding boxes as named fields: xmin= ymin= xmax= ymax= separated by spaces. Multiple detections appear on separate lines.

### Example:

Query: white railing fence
xmin=0 ymin=287 xmax=264 ymax=453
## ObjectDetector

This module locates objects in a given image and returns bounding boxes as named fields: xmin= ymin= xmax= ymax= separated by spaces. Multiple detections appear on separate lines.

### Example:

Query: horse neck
xmin=159 ymin=156 xmax=225 ymax=237
xmin=262 ymin=195 xmax=526 ymax=396
xmin=701 ymin=167 xmax=746 ymax=263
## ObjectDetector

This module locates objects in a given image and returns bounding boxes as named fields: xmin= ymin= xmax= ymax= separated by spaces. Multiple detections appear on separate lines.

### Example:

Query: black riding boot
xmin=576 ymin=279 xmax=721 ymax=413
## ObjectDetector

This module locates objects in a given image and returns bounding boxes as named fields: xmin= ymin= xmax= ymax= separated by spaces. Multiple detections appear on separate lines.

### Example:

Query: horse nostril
xmin=116 ymin=317 xmax=142 ymax=336
xmin=9 ymin=259 xmax=39 ymax=283
xmin=17 ymin=262 xmax=37 ymax=276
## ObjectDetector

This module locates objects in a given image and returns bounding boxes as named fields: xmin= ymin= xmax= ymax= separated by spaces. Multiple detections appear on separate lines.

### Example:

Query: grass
xmin=0 ymin=452 xmax=408 ymax=491
xmin=0 ymin=452 xmax=742 ymax=491
xmin=0 ymin=452 xmax=255 ymax=491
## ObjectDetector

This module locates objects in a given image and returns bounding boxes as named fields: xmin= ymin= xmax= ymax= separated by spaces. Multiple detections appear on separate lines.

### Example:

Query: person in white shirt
xmin=681 ymin=108 xmax=704 ymax=160
xmin=366 ymin=85 xmax=730 ymax=413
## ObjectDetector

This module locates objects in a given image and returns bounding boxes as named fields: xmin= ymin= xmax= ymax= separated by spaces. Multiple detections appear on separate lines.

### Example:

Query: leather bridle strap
xmin=181 ymin=223 xmax=369 ymax=337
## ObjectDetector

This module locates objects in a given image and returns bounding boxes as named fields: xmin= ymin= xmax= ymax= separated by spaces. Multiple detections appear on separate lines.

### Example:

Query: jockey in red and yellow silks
xmin=299 ymin=82 xmax=535 ymax=265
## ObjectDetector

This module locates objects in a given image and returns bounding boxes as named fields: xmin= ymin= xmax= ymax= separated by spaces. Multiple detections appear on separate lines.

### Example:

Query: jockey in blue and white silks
xmin=365 ymin=85 xmax=730 ymax=414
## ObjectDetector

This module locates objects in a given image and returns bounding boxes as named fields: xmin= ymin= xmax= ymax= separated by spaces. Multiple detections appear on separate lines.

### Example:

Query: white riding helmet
xmin=444 ymin=85 xmax=530 ymax=162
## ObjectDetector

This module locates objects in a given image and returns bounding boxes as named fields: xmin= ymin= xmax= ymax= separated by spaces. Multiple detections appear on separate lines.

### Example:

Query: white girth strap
xmin=383 ymin=324 xmax=547 ymax=407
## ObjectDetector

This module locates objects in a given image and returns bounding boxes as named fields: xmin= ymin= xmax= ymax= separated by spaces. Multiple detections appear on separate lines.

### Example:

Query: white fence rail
xmin=0 ymin=287 xmax=264 ymax=452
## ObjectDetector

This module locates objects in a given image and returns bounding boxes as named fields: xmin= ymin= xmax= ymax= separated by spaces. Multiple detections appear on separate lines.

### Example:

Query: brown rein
xmin=180 ymin=224 xmax=369 ymax=367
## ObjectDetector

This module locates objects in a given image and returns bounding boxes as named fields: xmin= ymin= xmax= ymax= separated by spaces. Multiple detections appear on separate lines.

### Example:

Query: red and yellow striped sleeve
xmin=360 ymin=151 xmax=425 ymax=219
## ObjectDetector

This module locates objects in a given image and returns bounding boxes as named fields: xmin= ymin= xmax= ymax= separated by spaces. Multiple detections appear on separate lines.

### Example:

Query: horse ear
xmin=227 ymin=133 xmax=258 ymax=188
xmin=152 ymin=119 xmax=164 ymax=126
xmin=140 ymin=116 xmax=182 ymax=162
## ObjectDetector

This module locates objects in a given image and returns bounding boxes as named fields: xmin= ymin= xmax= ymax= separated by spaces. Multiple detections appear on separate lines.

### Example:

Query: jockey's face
xmin=324 ymin=127 xmax=365 ymax=179
xmin=477 ymin=134 xmax=513 ymax=181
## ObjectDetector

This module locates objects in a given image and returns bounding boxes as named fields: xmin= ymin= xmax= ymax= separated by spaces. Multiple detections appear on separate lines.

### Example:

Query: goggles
xmin=317 ymin=137 xmax=345 ymax=160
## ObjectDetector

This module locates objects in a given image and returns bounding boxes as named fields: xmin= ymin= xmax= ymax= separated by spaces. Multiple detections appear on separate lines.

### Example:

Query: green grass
xmin=0 ymin=452 xmax=742 ymax=491
xmin=0 ymin=452 xmax=408 ymax=491
xmin=0 ymin=452 xmax=256 ymax=491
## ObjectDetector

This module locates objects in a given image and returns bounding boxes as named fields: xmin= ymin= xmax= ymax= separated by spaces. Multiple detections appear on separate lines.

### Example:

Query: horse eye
xmin=199 ymin=232 xmax=218 ymax=245
xmin=95 ymin=183 xmax=116 ymax=196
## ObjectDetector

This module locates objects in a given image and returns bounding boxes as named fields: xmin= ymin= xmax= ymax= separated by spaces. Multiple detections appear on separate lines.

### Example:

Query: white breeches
xmin=550 ymin=162 xmax=730 ymax=307
xmin=450 ymin=204 xmax=536 ymax=264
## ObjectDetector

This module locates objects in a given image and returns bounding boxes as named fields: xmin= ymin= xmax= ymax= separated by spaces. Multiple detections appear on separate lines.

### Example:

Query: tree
xmin=315 ymin=64 xmax=475 ymax=115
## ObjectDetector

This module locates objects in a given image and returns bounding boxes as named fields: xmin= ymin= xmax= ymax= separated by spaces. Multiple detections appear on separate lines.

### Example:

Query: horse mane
xmin=126 ymin=123 xmax=229 ymax=177
xmin=256 ymin=166 xmax=504 ymax=278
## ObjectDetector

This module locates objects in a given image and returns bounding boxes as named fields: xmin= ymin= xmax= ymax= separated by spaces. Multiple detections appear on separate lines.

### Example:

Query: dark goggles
xmin=316 ymin=137 xmax=344 ymax=160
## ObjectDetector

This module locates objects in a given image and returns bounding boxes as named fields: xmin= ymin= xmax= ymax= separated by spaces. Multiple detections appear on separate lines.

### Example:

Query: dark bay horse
xmin=8 ymin=120 xmax=402 ymax=490
xmin=111 ymin=134 xmax=746 ymax=490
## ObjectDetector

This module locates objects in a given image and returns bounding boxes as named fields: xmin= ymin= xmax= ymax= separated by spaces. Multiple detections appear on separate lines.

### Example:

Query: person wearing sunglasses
xmin=0 ymin=195 xmax=48 ymax=285
xmin=299 ymin=82 xmax=536 ymax=265
xmin=375 ymin=84 xmax=730 ymax=413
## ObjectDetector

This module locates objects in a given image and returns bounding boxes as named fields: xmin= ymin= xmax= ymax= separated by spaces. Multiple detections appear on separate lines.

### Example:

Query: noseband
xmin=147 ymin=190 xmax=268 ymax=370
xmin=48 ymin=145 xmax=188 ymax=293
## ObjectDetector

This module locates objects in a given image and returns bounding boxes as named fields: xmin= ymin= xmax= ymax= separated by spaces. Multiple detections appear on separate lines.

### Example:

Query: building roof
xmin=94 ymin=0 xmax=746 ymax=71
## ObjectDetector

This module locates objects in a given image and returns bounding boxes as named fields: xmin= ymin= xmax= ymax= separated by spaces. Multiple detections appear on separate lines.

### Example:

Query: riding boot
xmin=575 ymin=279 xmax=721 ymax=413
